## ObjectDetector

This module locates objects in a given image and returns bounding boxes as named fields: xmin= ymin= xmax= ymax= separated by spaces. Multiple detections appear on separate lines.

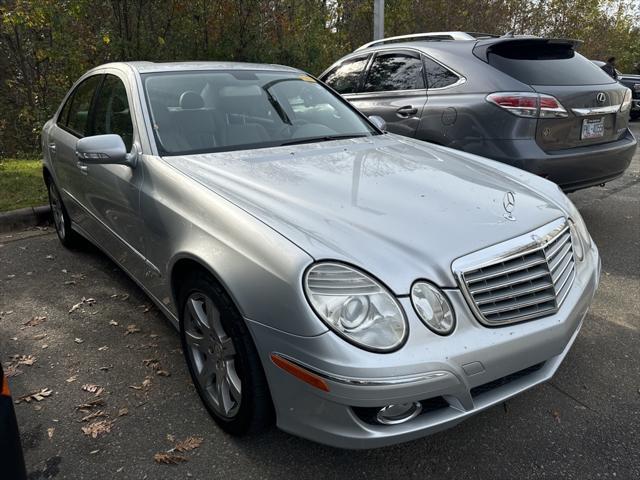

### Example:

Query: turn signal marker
xmin=270 ymin=354 xmax=330 ymax=392
xmin=1 ymin=375 xmax=11 ymax=397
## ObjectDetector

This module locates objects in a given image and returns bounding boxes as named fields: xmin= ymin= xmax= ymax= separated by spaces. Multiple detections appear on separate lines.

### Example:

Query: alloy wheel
xmin=49 ymin=184 xmax=65 ymax=240
xmin=183 ymin=293 xmax=242 ymax=418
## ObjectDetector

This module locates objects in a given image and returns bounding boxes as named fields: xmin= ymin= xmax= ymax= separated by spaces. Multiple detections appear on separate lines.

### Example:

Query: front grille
xmin=455 ymin=219 xmax=576 ymax=326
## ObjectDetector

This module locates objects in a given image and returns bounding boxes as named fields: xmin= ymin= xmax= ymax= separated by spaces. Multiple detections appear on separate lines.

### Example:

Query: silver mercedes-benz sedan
xmin=41 ymin=61 xmax=600 ymax=449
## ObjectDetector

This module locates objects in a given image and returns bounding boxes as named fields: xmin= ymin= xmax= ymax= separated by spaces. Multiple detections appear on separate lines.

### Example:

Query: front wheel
xmin=179 ymin=272 xmax=273 ymax=435
xmin=47 ymin=180 xmax=82 ymax=249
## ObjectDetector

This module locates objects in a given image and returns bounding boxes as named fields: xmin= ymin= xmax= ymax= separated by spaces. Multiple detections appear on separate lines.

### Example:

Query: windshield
xmin=142 ymin=70 xmax=378 ymax=155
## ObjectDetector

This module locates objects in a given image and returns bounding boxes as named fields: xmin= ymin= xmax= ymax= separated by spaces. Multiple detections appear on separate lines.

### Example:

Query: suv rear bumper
xmin=483 ymin=128 xmax=637 ymax=192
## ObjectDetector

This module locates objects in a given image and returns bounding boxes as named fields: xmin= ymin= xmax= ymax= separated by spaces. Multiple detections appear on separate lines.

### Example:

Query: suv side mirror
xmin=76 ymin=134 xmax=137 ymax=167
xmin=368 ymin=115 xmax=387 ymax=132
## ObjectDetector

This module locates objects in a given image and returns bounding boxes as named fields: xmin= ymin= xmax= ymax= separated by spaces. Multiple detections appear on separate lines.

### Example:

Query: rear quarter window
xmin=487 ymin=43 xmax=614 ymax=86
xmin=322 ymin=56 xmax=368 ymax=94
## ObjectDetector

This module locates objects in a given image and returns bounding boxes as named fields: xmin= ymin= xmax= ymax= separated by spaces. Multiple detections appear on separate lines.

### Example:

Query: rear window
xmin=487 ymin=43 xmax=614 ymax=86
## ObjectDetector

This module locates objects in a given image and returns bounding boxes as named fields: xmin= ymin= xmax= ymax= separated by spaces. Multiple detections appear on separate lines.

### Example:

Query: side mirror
xmin=76 ymin=134 xmax=137 ymax=167
xmin=368 ymin=115 xmax=387 ymax=132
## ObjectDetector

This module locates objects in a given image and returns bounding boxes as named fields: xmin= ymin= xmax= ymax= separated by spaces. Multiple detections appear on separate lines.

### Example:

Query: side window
xmin=322 ymin=56 xmax=369 ymax=94
xmin=65 ymin=75 xmax=103 ymax=136
xmin=92 ymin=74 xmax=134 ymax=150
xmin=423 ymin=57 xmax=459 ymax=89
xmin=57 ymin=93 xmax=74 ymax=127
xmin=363 ymin=52 xmax=425 ymax=92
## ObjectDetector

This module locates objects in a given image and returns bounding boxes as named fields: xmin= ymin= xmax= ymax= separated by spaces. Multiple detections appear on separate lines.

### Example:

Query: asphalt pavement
xmin=1 ymin=123 xmax=638 ymax=480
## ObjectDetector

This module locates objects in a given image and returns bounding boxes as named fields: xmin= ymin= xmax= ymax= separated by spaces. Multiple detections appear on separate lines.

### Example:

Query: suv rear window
xmin=486 ymin=42 xmax=614 ymax=86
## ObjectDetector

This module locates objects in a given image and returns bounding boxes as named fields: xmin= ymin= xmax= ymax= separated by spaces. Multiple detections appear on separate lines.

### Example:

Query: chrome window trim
xmin=452 ymin=218 xmax=574 ymax=327
xmin=572 ymin=105 xmax=622 ymax=116
xmin=328 ymin=46 xmax=466 ymax=95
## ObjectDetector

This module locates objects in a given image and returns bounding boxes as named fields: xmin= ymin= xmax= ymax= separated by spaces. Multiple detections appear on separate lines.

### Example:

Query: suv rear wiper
xmin=279 ymin=134 xmax=370 ymax=146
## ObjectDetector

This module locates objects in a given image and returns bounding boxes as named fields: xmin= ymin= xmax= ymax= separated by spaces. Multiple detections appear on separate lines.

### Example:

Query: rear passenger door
xmin=49 ymin=74 xmax=104 ymax=226
xmin=346 ymin=50 xmax=427 ymax=138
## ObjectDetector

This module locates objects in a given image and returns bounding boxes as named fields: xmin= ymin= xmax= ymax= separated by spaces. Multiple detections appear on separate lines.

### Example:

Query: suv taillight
xmin=486 ymin=92 xmax=568 ymax=118
xmin=620 ymin=88 xmax=632 ymax=112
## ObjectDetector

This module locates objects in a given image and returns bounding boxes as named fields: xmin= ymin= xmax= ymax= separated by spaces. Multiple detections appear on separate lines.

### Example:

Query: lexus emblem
xmin=503 ymin=191 xmax=516 ymax=221
xmin=596 ymin=92 xmax=606 ymax=103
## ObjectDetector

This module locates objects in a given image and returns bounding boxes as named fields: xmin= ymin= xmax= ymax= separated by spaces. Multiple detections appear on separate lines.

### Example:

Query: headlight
xmin=410 ymin=282 xmax=455 ymax=335
xmin=304 ymin=262 xmax=407 ymax=352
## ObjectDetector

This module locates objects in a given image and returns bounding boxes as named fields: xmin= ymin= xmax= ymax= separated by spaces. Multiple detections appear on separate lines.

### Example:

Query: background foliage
xmin=1 ymin=0 xmax=639 ymax=157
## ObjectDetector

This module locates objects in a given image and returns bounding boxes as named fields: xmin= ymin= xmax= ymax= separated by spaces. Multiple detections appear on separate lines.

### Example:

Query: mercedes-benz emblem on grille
xmin=596 ymin=92 xmax=606 ymax=103
xmin=503 ymin=191 xmax=516 ymax=221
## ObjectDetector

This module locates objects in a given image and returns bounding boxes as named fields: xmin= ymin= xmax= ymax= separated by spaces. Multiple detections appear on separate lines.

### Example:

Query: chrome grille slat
xmin=455 ymin=220 xmax=577 ymax=326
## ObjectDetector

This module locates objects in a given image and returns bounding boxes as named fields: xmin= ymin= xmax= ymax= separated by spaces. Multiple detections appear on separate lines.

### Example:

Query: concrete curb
xmin=0 ymin=205 xmax=51 ymax=233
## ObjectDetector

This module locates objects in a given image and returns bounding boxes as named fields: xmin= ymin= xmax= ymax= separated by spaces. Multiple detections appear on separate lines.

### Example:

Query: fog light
xmin=376 ymin=402 xmax=422 ymax=425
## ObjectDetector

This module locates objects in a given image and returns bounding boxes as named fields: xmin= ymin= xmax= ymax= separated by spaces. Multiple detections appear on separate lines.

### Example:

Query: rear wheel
xmin=179 ymin=272 xmax=273 ymax=435
xmin=47 ymin=180 xmax=82 ymax=249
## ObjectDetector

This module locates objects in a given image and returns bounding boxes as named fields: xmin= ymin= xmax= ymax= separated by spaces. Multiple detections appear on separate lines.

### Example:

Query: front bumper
xmin=247 ymin=245 xmax=600 ymax=449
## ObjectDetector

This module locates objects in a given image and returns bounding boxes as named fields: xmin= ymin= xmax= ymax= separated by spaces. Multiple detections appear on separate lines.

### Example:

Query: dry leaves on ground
xmin=81 ymin=410 xmax=108 ymax=422
xmin=69 ymin=297 xmax=96 ymax=314
xmin=129 ymin=377 xmax=152 ymax=390
xmin=172 ymin=436 xmax=204 ymax=453
xmin=47 ymin=427 xmax=55 ymax=439
xmin=76 ymin=398 xmax=105 ymax=412
xmin=81 ymin=419 xmax=114 ymax=438
xmin=10 ymin=354 xmax=36 ymax=366
xmin=15 ymin=388 xmax=52 ymax=404
xmin=23 ymin=316 xmax=47 ymax=327
xmin=143 ymin=358 xmax=171 ymax=377
xmin=81 ymin=384 xmax=104 ymax=396
xmin=154 ymin=452 xmax=188 ymax=465
xmin=124 ymin=324 xmax=141 ymax=335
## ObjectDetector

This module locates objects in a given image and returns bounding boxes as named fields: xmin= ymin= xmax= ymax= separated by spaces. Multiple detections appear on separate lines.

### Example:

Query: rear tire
xmin=46 ymin=179 xmax=83 ymax=249
xmin=178 ymin=271 xmax=274 ymax=435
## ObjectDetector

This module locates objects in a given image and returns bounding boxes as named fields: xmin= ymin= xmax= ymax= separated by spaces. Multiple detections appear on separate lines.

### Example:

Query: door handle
xmin=396 ymin=106 xmax=418 ymax=117
xmin=48 ymin=143 xmax=56 ymax=153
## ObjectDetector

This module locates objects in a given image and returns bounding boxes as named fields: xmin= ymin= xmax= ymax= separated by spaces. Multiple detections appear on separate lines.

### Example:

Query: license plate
xmin=581 ymin=117 xmax=605 ymax=140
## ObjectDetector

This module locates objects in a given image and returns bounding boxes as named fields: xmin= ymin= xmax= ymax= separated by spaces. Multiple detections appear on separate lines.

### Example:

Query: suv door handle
xmin=396 ymin=106 xmax=418 ymax=117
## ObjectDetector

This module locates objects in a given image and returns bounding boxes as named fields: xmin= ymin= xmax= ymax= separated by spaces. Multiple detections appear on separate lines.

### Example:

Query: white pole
xmin=373 ymin=0 xmax=384 ymax=40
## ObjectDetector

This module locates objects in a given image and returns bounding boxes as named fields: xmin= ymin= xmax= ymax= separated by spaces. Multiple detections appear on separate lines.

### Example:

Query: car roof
xmin=96 ymin=61 xmax=302 ymax=74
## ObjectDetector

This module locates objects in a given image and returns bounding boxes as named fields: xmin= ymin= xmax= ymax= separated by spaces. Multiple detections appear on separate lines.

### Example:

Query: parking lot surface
xmin=1 ymin=123 xmax=638 ymax=480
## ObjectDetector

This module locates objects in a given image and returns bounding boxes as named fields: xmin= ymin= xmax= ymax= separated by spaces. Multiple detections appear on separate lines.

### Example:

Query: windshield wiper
xmin=279 ymin=134 xmax=370 ymax=146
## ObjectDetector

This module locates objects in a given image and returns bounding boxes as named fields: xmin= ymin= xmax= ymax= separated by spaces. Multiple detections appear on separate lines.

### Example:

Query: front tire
xmin=46 ymin=179 xmax=82 ymax=249
xmin=178 ymin=272 xmax=274 ymax=435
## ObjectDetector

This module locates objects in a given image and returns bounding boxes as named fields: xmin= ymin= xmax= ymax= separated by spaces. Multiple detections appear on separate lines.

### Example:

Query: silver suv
xmin=321 ymin=32 xmax=637 ymax=192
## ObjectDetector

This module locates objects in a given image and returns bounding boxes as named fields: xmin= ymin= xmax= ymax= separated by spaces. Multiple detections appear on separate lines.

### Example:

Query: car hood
xmin=164 ymin=135 xmax=567 ymax=293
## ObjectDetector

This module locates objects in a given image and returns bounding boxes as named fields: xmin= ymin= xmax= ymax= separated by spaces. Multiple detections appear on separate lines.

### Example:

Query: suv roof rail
xmin=355 ymin=31 xmax=498 ymax=51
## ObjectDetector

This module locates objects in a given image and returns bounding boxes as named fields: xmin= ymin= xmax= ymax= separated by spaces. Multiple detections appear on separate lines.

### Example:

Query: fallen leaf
xmin=47 ymin=427 xmax=55 ymax=439
xmin=45 ymin=255 xmax=54 ymax=260
xmin=61 ymin=269 xmax=68 ymax=274
xmin=89 ymin=449 xmax=100 ymax=455
xmin=23 ymin=316 xmax=47 ymax=327
xmin=66 ymin=375 xmax=78 ymax=383
xmin=166 ymin=434 xmax=175 ymax=443
xmin=76 ymin=398 xmax=105 ymax=411
xmin=156 ymin=370 xmax=170 ymax=377
xmin=118 ymin=407 xmax=129 ymax=417
xmin=81 ymin=410 xmax=107 ymax=422
xmin=109 ymin=320 xmax=118 ymax=326
xmin=69 ymin=297 xmax=96 ymax=314
xmin=41 ymin=344 xmax=49 ymax=350
xmin=81 ymin=419 xmax=113 ymax=438
xmin=81 ymin=384 xmax=104 ymax=396
xmin=154 ymin=452 xmax=188 ymax=465
xmin=173 ymin=436 xmax=204 ymax=453
xmin=32 ymin=333 xmax=47 ymax=340
xmin=125 ymin=324 xmax=141 ymax=335
xmin=74 ymin=338 xmax=84 ymax=344
xmin=5 ymin=365 xmax=22 ymax=377
xmin=129 ymin=377 xmax=152 ymax=390
xmin=98 ymin=346 xmax=108 ymax=351
xmin=551 ymin=410 xmax=561 ymax=423
xmin=10 ymin=354 xmax=36 ymax=366
xmin=15 ymin=388 xmax=53 ymax=404
xmin=64 ymin=280 xmax=76 ymax=285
